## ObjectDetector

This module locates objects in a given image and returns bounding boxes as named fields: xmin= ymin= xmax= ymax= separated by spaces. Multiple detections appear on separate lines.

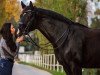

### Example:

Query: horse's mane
xmin=36 ymin=8 xmax=88 ymax=28
xmin=36 ymin=8 xmax=73 ymax=25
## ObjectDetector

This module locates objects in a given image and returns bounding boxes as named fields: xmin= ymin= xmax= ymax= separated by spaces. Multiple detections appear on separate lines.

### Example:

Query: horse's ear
xmin=29 ymin=1 xmax=33 ymax=8
xmin=21 ymin=1 xmax=26 ymax=9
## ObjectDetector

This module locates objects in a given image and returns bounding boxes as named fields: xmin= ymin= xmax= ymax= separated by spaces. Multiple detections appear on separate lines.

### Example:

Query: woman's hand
xmin=16 ymin=36 xmax=24 ymax=43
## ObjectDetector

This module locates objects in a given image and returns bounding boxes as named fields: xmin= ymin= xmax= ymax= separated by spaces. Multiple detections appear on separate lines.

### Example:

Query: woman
xmin=0 ymin=23 xmax=23 ymax=75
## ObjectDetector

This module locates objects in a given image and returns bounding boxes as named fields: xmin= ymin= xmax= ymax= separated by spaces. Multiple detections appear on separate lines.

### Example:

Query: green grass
xmin=18 ymin=61 xmax=66 ymax=75
xmin=51 ymin=71 xmax=66 ymax=75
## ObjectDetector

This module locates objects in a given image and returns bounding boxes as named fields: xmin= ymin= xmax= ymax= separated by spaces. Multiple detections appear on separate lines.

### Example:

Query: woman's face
xmin=10 ymin=25 xmax=15 ymax=35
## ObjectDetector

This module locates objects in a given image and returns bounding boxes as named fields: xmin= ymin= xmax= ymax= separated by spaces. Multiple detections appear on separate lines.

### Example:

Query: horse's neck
xmin=38 ymin=17 xmax=68 ymax=45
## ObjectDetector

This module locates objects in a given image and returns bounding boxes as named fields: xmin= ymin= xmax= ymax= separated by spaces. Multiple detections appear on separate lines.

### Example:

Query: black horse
xmin=18 ymin=1 xmax=100 ymax=75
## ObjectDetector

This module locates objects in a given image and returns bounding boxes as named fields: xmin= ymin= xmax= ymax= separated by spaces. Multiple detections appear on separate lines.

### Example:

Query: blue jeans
xmin=0 ymin=59 xmax=14 ymax=75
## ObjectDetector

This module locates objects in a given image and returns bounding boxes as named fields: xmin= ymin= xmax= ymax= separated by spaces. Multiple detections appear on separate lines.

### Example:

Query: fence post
xmin=47 ymin=55 xmax=49 ymax=69
xmin=53 ymin=54 xmax=55 ymax=71
xmin=44 ymin=54 xmax=46 ymax=69
xmin=57 ymin=61 xmax=59 ymax=72
xmin=50 ymin=54 xmax=52 ymax=70
xmin=43 ymin=54 xmax=44 ymax=68
xmin=61 ymin=66 xmax=64 ymax=72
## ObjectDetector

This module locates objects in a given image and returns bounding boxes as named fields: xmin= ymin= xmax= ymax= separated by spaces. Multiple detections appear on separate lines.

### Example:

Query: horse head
xmin=18 ymin=1 xmax=37 ymax=36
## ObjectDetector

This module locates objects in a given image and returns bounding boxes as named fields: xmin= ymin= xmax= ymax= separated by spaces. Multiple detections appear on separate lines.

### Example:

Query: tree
xmin=0 ymin=0 xmax=6 ymax=27
xmin=91 ymin=17 xmax=100 ymax=28
xmin=4 ymin=0 xmax=21 ymax=23
xmin=91 ymin=9 xmax=100 ymax=28
xmin=0 ymin=0 xmax=21 ymax=27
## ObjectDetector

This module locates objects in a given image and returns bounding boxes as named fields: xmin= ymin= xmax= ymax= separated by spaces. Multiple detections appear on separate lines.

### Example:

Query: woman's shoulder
xmin=0 ymin=37 xmax=6 ymax=45
xmin=0 ymin=37 xmax=5 ymax=41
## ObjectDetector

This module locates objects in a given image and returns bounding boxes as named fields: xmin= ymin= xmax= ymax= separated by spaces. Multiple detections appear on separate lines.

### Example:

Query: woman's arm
xmin=14 ymin=36 xmax=24 ymax=56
